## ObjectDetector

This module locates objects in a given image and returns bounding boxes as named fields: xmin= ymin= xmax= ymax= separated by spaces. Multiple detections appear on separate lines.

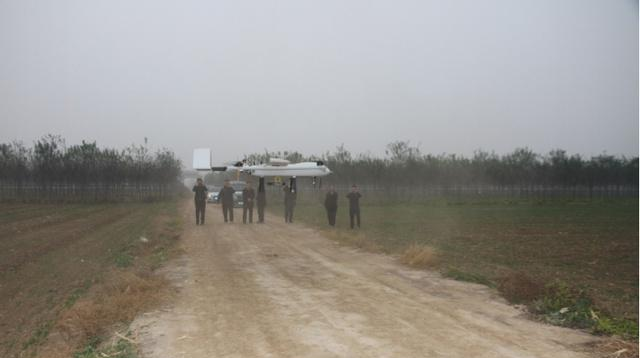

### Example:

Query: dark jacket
xmin=346 ymin=192 xmax=361 ymax=211
xmin=218 ymin=186 xmax=235 ymax=206
xmin=192 ymin=184 xmax=208 ymax=202
xmin=284 ymin=187 xmax=297 ymax=207
xmin=324 ymin=191 xmax=338 ymax=210
xmin=242 ymin=188 xmax=255 ymax=206
xmin=256 ymin=191 xmax=267 ymax=206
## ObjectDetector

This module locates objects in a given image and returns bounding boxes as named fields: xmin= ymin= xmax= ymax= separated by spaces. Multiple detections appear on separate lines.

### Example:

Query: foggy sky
xmin=0 ymin=0 xmax=637 ymax=167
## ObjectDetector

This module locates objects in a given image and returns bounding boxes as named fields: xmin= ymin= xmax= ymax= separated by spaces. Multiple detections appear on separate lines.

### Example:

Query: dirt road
xmin=132 ymin=203 xmax=597 ymax=358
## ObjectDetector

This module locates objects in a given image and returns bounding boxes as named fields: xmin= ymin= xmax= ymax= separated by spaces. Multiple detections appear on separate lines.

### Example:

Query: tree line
xmin=0 ymin=135 xmax=182 ymax=202
xmin=245 ymin=141 xmax=638 ymax=199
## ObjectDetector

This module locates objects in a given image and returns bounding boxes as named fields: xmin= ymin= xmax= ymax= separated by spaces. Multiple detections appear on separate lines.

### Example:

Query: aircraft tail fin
xmin=193 ymin=148 xmax=212 ymax=171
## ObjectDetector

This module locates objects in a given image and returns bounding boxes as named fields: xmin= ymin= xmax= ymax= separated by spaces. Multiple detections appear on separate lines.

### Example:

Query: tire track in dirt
xmin=132 ymin=203 xmax=598 ymax=358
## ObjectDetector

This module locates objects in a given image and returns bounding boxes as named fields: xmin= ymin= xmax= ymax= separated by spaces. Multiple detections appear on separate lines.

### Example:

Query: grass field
xmin=275 ymin=197 xmax=638 ymax=338
xmin=0 ymin=200 xmax=182 ymax=358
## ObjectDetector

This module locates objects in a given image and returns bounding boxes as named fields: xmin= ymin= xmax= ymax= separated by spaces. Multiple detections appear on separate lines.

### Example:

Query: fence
xmin=268 ymin=183 xmax=638 ymax=204
xmin=0 ymin=182 xmax=182 ymax=203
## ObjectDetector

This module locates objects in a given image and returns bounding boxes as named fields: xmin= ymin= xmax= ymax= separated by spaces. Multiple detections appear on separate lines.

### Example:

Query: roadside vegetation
xmin=279 ymin=198 xmax=638 ymax=345
xmin=0 ymin=198 xmax=184 ymax=358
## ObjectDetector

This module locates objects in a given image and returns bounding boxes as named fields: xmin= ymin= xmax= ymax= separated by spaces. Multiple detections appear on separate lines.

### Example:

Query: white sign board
xmin=193 ymin=148 xmax=212 ymax=170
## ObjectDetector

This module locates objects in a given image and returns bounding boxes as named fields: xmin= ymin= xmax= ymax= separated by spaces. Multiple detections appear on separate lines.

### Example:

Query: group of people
xmin=217 ymin=180 xmax=267 ymax=224
xmin=324 ymin=185 xmax=362 ymax=229
xmin=192 ymin=178 xmax=362 ymax=229
xmin=192 ymin=178 xmax=266 ymax=225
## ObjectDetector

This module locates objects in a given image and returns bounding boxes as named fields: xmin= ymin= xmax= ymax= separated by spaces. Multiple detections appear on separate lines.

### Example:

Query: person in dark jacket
xmin=346 ymin=184 xmax=362 ymax=229
xmin=324 ymin=185 xmax=338 ymax=226
xmin=218 ymin=180 xmax=235 ymax=223
xmin=256 ymin=179 xmax=267 ymax=223
xmin=242 ymin=181 xmax=255 ymax=224
xmin=192 ymin=178 xmax=208 ymax=225
xmin=283 ymin=184 xmax=296 ymax=223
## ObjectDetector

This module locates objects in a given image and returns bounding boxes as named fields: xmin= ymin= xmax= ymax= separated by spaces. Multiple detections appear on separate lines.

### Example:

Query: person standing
xmin=242 ymin=182 xmax=255 ymax=224
xmin=218 ymin=180 xmax=235 ymax=223
xmin=283 ymin=184 xmax=296 ymax=223
xmin=346 ymin=184 xmax=362 ymax=229
xmin=192 ymin=178 xmax=208 ymax=225
xmin=256 ymin=178 xmax=267 ymax=223
xmin=324 ymin=185 xmax=338 ymax=226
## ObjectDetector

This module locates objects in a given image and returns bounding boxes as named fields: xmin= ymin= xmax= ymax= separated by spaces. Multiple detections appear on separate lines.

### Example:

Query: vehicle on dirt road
xmin=210 ymin=181 xmax=245 ymax=208
xmin=207 ymin=186 xmax=221 ymax=203
xmin=229 ymin=181 xmax=246 ymax=208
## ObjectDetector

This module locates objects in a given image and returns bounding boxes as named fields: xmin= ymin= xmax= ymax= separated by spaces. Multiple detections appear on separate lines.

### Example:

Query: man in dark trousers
xmin=283 ymin=184 xmax=296 ymax=223
xmin=324 ymin=185 xmax=338 ymax=226
xmin=346 ymin=184 xmax=362 ymax=229
xmin=192 ymin=178 xmax=208 ymax=225
xmin=256 ymin=178 xmax=267 ymax=223
xmin=242 ymin=181 xmax=255 ymax=224
xmin=218 ymin=179 xmax=235 ymax=223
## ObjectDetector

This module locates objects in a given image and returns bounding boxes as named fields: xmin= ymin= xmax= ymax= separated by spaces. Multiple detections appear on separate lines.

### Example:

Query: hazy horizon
xmin=1 ymin=0 xmax=638 ymax=167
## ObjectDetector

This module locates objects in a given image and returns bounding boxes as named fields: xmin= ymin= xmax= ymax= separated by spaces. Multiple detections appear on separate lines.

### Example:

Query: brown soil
xmin=0 ymin=202 xmax=176 ymax=358
xmin=131 ymin=203 xmax=600 ymax=358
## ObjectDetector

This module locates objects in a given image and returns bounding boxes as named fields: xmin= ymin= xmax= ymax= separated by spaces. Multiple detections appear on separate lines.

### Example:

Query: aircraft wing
xmin=248 ymin=162 xmax=331 ymax=177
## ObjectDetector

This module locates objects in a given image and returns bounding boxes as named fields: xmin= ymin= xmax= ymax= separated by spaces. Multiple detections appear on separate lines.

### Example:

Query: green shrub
xmin=444 ymin=268 xmax=495 ymax=288
xmin=532 ymin=280 xmax=638 ymax=338
xmin=114 ymin=252 xmax=134 ymax=268
xmin=592 ymin=316 xmax=639 ymax=339
xmin=532 ymin=281 xmax=595 ymax=329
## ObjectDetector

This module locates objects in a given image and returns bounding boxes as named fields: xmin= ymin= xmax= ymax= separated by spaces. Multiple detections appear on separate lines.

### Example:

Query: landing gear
xmin=289 ymin=177 xmax=297 ymax=193
xmin=312 ymin=176 xmax=322 ymax=189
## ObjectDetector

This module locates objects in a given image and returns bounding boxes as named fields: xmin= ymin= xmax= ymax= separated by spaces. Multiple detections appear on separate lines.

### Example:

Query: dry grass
xmin=322 ymin=229 xmax=382 ymax=252
xmin=37 ymin=269 xmax=166 ymax=357
xmin=400 ymin=244 xmax=439 ymax=268
xmin=58 ymin=270 xmax=163 ymax=342
xmin=589 ymin=338 xmax=639 ymax=358
xmin=497 ymin=271 xmax=544 ymax=304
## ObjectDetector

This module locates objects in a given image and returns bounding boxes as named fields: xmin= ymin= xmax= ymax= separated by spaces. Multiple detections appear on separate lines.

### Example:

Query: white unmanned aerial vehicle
xmin=192 ymin=148 xmax=332 ymax=193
